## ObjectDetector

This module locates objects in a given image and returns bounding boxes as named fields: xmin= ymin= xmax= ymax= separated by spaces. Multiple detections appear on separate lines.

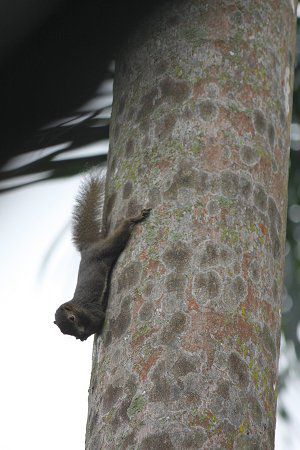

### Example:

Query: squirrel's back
xmin=72 ymin=170 xmax=106 ymax=251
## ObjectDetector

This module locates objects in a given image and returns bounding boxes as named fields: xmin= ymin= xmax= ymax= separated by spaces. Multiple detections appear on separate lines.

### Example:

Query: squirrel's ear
xmin=63 ymin=305 xmax=72 ymax=311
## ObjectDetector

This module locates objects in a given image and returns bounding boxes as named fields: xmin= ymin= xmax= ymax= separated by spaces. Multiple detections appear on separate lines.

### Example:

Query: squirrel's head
xmin=54 ymin=303 xmax=95 ymax=341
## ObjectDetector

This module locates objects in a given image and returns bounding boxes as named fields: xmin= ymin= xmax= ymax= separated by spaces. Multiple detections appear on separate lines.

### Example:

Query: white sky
xmin=0 ymin=176 xmax=92 ymax=450
xmin=0 ymin=174 xmax=300 ymax=449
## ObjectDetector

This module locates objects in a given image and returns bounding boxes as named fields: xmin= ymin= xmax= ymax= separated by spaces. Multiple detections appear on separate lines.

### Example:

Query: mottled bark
xmin=86 ymin=1 xmax=297 ymax=449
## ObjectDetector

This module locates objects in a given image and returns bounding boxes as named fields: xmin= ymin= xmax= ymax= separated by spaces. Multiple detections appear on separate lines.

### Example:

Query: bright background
xmin=0 ymin=177 xmax=91 ymax=450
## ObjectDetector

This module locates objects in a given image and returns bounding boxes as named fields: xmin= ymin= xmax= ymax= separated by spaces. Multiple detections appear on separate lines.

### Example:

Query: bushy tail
xmin=72 ymin=169 xmax=106 ymax=251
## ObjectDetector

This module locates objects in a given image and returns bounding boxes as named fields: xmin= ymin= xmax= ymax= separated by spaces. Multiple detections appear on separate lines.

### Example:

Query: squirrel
xmin=54 ymin=170 xmax=151 ymax=341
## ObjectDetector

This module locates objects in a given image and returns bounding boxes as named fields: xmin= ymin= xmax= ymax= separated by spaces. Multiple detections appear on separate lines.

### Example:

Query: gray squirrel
xmin=54 ymin=171 xmax=150 ymax=341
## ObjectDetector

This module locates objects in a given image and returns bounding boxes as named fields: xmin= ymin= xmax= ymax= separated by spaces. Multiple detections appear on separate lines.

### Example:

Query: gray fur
xmin=72 ymin=170 xmax=106 ymax=251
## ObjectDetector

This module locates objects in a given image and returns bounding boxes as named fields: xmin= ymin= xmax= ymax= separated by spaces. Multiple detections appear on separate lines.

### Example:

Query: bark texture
xmin=86 ymin=1 xmax=297 ymax=448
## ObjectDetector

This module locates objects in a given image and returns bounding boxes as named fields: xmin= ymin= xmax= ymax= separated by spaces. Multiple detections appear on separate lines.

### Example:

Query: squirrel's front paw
xmin=130 ymin=208 xmax=151 ymax=224
xmin=141 ymin=208 xmax=151 ymax=219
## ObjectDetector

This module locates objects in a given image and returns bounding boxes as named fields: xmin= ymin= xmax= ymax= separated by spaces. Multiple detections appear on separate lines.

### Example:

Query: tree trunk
xmin=86 ymin=1 xmax=297 ymax=448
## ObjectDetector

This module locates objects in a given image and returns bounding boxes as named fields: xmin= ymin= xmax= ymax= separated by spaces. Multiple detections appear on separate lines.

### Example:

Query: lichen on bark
xmin=86 ymin=1 xmax=297 ymax=449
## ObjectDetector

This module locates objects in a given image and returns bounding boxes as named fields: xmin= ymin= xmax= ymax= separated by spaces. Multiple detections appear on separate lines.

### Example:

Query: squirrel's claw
xmin=141 ymin=208 xmax=151 ymax=218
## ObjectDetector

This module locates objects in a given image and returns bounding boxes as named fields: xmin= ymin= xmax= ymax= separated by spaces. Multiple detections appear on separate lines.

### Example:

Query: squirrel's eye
xmin=69 ymin=315 xmax=75 ymax=322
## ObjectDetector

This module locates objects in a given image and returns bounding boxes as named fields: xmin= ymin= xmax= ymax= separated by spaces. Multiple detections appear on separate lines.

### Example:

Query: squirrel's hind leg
xmin=99 ymin=208 xmax=151 ymax=258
